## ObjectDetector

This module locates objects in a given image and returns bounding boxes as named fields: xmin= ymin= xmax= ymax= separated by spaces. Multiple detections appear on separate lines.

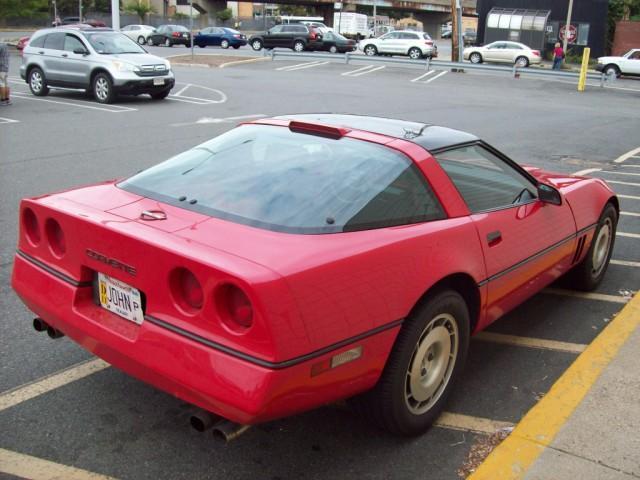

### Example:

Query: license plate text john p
xmin=98 ymin=273 xmax=144 ymax=324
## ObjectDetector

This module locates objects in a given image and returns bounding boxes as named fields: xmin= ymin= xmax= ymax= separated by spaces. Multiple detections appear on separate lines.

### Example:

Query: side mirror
xmin=538 ymin=183 xmax=562 ymax=206
xmin=73 ymin=47 xmax=88 ymax=55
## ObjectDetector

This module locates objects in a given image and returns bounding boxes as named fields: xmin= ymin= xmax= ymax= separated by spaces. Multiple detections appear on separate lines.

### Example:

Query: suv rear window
xmin=118 ymin=125 xmax=445 ymax=234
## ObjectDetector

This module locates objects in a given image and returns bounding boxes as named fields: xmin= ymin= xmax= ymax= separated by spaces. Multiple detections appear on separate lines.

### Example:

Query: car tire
xmin=515 ymin=56 xmax=529 ymax=68
xmin=137 ymin=35 xmax=145 ymax=45
xmin=329 ymin=45 xmax=338 ymax=54
xmin=364 ymin=44 xmax=377 ymax=56
xmin=351 ymin=289 xmax=470 ymax=435
xmin=251 ymin=39 xmax=263 ymax=51
xmin=28 ymin=67 xmax=49 ymax=97
xmin=469 ymin=52 xmax=482 ymax=64
xmin=293 ymin=40 xmax=305 ymax=52
xmin=233 ymin=45 xmax=240 ymax=49
xmin=164 ymin=38 xmax=171 ymax=47
xmin=197 ymin=44 xmax=205 ymax=48
xmin=604 ymin=64 xmax=621 ymax=78
xmin=408 ymin=47 xmax=422 ymax=60
xmin=93 ymin=72 xmax=115 ymax=104
xmin=221 ymin=39 xmax=229 ymax=49
xmin=150 ymin=89 xmax=171 ymax=100
xmin=568 ymin=203 xmax=617 ymax=291
xmin=147 ymin=37 xmax=155 ymax=46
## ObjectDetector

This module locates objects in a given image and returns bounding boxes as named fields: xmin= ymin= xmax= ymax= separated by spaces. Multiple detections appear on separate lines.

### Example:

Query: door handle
xmin=38 ymin=51 xmax=45 ymax=54
xmin=61 ymin=53 xmax=68 ymax=57
xmin=487 ymin=231 xmax=502 ymax=247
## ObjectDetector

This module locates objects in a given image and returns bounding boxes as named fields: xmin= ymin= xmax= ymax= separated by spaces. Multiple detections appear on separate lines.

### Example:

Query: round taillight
xmin=23 ymin=208 xmax=40 ymax=246
xmin=216 ymin=284 xmax=254 ymax=332
xmin=170 ymin=268 xmax=204 ymax=314
xmin=45 ymin=218 xmax=66 ymax=257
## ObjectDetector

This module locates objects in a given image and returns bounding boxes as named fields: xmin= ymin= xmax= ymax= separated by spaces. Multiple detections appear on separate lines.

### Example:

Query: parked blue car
xmin=194 ymin=27 xmax=247 ymax=49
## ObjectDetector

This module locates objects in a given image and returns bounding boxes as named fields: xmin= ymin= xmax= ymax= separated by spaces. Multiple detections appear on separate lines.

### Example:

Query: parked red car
xmin=12 ymin=115 xmax=618 ymax=437
xmin=16 ymin=36 xmax=30 ymax=55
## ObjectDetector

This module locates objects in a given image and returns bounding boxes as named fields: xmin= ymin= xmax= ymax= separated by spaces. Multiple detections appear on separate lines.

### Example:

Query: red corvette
xmin=12 ymin=115 xmax=618 ymax=436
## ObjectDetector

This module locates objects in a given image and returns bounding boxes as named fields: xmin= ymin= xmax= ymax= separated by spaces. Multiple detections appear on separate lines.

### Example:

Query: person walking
xmin=552 ymin=42 xmax=564 ymax=70
xmin=0 ymin=42 xmax=10 ymax=105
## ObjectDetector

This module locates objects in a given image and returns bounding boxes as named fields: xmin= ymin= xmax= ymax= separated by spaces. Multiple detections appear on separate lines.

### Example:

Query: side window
xmin=44 ymin=32 xmax=65 ymax=50
xmin=629 ymin=51 xmax=640 ymax=60
xmin=64 ymin=34 xmax=85 ymax=52
xmin=213 ymin=28 xmax=224 ymax=34
xmin=201 ymin=27 xmax=211 ymax=34
xmin=435 ymin=145 xmax=537 ymax=213
xmin=30 ymin=34 xmax=46 ymax=48
xmin=269 ymin=25 xmax=283 ymax=33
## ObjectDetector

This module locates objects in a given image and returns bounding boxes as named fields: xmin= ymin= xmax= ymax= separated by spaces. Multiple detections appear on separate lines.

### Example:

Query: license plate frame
xmin=97 ymin=272 xmax=144 ymax=325
xmin=153 ymin=77 xmax=165 ymax=86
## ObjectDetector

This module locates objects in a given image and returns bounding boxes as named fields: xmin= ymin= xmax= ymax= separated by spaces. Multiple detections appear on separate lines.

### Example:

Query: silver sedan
xmin=463 ymin=41 xmax=542 ymax=67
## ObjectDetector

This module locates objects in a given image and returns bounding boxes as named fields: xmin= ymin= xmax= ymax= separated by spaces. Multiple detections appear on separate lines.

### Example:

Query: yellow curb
xmin=469 ymin=290 xmax=640 ymax=480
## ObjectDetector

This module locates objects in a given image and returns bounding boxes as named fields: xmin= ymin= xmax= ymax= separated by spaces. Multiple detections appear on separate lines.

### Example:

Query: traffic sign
xmin=559 ymin=24 xmax=577 ymax=44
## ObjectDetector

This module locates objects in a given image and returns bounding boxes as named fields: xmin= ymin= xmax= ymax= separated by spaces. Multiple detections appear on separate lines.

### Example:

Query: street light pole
xmin=562 ymin=0 xmax=574 ymax=61
xmin=79 ymin=0 xmax=82 ymax=23
xmin=190 ymin=0 xmax=194 ymax=60
xmin=111 ymin=0 xmax=120 ymax=30
xmin=373 ymin=0 xmax=376 ymax=36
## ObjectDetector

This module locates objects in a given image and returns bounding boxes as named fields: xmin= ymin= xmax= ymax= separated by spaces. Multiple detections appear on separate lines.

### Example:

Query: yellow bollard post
xmin=578 ymin=47 xmax=590 ymax=92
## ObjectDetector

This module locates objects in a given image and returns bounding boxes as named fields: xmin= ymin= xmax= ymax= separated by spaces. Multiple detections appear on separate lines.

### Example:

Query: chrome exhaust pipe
xmin=46 ymin=326 xmax=65 ymax=339
xmin=33 ymin=318 xmax=48 ymax=332
xmin=190 ymin=411 xmax=220 ymax=433
xmin=212 ymin=420 xmax=251 ymax=442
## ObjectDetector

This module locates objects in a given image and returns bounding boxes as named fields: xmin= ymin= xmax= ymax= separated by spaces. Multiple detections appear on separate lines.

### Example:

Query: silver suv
xmin=20 ymin=26 xmax=174 ymax=103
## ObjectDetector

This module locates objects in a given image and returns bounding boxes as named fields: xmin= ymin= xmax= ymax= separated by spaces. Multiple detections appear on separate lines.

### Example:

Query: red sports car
xmin=12 ymin=115 xmax=618 ymax=437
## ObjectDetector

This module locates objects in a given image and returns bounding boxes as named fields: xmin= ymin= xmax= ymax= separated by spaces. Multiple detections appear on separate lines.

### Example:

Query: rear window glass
xmin=118 ymin=125 xmax=445 ymax=234
xmin=30 ymin=34 xmax=46 ymax=48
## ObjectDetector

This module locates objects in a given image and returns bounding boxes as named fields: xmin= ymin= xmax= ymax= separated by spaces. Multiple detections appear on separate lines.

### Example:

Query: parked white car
xmin=359 ymin=31 xmax=437 ymax=59
xmin=596 ymin=49 xmax=640 ymax=77
xmin=463 ymin=41 xmax=541 ymax=67
xmin=120 ymin=24 xmax=156 ymax=45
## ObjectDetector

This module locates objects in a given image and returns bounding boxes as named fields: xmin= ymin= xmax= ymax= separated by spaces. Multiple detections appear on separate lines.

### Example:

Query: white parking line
xmin=600 ymin=170 xmax=640 ymax=177
xmin=621 ymin=211 xmax=640 ymax=217
xmin=11 ymin=92 xmax=137 ymax=112
xmin=284 ymin=61 xmax=330 ymax=71
xmin=410 ymin=70 xmax=436 ymax=82
xmin=474 ymin=331 xmax=586 ymax=354
xmin=573 ymin=168 xmax=601 ymax=176
xmin=621 ymin=165 xmax=640 ymax=168
xmin=607 ymin=179 xmax=640 ymax=187
xmin=343 ymin=65 xmax=386 ymax=77
xmin=617 ymin=232 xmax=640 ymax=239
xmin=543 ymin=288 xmax=628 ymax=304
xmin=276 ymin=60 xmax=327 ymax=71
xmin=173 ymin=83 xmax=191 ymax=96
xmin=434 ymin=412 xmax=514 ymax=434
xmin=424 ymin=70 xmax=448 ymax=84
xmin=611 ymin=259 xmax=640 ymax=268
xmin=0 ymin=117 xmax=20 ymax=124
xmin=172 ymin=113 xmax=267 ymax=127
xmin=619 ymin=194 xmax=640 ymax=200
xmin=615 ymin=147 xmax=640 ymax=163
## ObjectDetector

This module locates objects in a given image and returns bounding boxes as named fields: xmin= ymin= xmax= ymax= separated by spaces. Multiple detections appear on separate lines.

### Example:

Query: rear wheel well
xmin=409 ymin=274 xmax=480 ymax=333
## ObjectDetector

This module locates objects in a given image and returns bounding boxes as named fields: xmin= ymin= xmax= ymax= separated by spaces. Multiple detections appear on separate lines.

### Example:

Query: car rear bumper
xmin=12 ymin=251 xmax=398 ymax=424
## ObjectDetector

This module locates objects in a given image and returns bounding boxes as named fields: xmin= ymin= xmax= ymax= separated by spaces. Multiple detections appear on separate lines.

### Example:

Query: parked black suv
xmin=249 ymin=24 xmax=323 ymax=52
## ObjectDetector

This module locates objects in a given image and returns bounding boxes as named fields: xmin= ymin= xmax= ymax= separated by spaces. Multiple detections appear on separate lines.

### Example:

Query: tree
xmin=607 ymin=0 xmax=640 ymax=53
xmin=124 ymin=0 xmax=155 ymax=23
xmin=216 ymin=7 xmax=233 ymax=23
xmin=0 ymin=0 xmax=48 ymax=17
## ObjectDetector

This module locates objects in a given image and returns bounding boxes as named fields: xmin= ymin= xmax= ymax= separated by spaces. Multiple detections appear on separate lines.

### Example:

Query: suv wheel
xmin=93 ymin=72 xmax=115 ymax=104
xmin=251 ymin=39 xmax=263 ymax=51
xmin=293 ymin=40 xmax=305 ymax=52
xmin=364 ymin=45 xmax=377 ymax=56
xmin=137 ymin=35 xmax=145 ymax=45
xmin=164 ymin=38 xmax=171 ymax=47
xmin=408 ymin=47 xmax=422 ymax=60
xmin=221 ymin=39 xmax=229 ymax=49
xmin=28 ymin=67 xmax=49 ymax=97
xmin=147 ymin=37 xmax=155 ymax=46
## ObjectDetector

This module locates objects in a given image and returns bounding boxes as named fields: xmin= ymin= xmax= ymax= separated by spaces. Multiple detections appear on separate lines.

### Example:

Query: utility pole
xmin=450 ymin=0 xmax=458 ymax=61
xmin=111 ymin=0 xmax=120 ymax=30
xmin=562 ymin=0 xmax=574 ymax=62
xmin=79 ymin=0 xmax=82 ymax=22
xmin=372 ymin=0 xmax=376 ymax=36
xmin=190 ymin=0 xmax=194 ymax=60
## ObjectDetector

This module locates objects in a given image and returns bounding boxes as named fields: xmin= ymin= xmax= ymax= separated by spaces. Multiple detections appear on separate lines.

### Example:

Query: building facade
xmin=476 ymin=0 xmax=608 ymax=57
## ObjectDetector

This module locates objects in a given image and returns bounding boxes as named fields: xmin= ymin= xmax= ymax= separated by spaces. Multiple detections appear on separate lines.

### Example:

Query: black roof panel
xmin=275 ymin=114 xmax=478 ymax=152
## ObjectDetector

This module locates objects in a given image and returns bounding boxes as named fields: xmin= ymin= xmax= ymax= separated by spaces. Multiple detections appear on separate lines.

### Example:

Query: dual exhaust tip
xmin=33 ymin=317 xmax=247 ymax=441
xmin=190 ymin=411 xmax=250 ymax=442
xmin=33 ymin=318 xmax=64 ymax=339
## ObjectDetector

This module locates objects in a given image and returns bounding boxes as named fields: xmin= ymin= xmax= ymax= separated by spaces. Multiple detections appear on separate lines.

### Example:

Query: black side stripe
xmin=476 ymin=223 xmax=598 ymax=287
xmin=16 ymin=250 xmax=92 ymax=288
xmin=146 ymin=315 xmax=404 ymax=370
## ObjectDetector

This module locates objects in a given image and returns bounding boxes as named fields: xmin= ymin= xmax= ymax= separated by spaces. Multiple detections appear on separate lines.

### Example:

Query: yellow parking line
xmin=469 ymin=292 xmax=640 ymax=480
xmin=0 ymin=358 xmax=109 ymax=412
xmin=474 ymin=332 xmax=586 ymax=354
xmin=543 ymin=288 xmax=628 ymax=304
xmin=0 ymin=448 xmax=117 ymax=480
xmin=435 ymin=412 xmax=514 ymax=434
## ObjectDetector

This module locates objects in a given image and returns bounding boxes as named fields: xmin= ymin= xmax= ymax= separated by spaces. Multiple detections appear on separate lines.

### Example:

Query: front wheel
xmin=351 ymin=290 xmax=470 ymax=435
xmin=147 ymin=37 xmax=155 ymax=46
xmin=363 ymin=44 xmax=377 ymax=56
xmin=293 ymin=40 xmax=305 ymax=52
xmin=329 ymin=45 xmax=338 ymax=54
xmin=469 ymin=52 xmax=482 ymax=64
xmin=568 ymin=203 xmax=617 ymax=291
xmin=408 ymin=47 xmax=422 ymax=60
xmin=164 ymin=38 xmax=171 ymax=47
xmin=28 ymin=67 xmax=49 ymax=96
xmin=137 ymin=35 xmax=145 ymax=45
xmin=515 ymin=56 xmax=529 ymax=68
xmin=251 ymin=39 xmax=263 ymax=51
xmin=93 ymin=72 xmax=115 ymax=104
xmin=221 ymin=39 xmax=229 ymax=49
xmin=604 ymin=64 xmax=621 ymax=78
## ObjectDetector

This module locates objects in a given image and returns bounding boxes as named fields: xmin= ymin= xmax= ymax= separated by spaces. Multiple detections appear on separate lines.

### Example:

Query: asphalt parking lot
xmin=1 ymin=49 xmax=639 ymax=479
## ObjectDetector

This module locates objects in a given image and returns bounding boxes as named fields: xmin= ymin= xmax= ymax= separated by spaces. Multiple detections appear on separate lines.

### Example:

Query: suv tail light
xmin=216 ymin=284 xmax=253 ymax=331
xmin=425 ymin=40 xmax=433 ymax=46
xmin=309 ymin=31 xmax=317 ymax=40
xmin=172 ymin=32 xmax=180 ymax=38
